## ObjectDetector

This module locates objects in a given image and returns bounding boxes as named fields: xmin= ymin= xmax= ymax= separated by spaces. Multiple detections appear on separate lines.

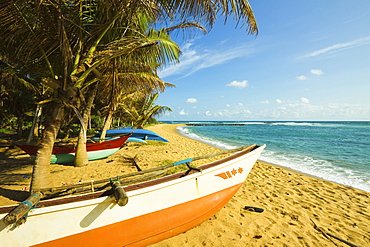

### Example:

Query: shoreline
xmin=0 ymin=124 xmax=369 ymax=246
xmin=173 ymin=124 xmax=367 ymax=194
xmin=147 ymin=124 xmax=370 ymax=247
xmin=173 ymin=124 xmax=370 ymax=193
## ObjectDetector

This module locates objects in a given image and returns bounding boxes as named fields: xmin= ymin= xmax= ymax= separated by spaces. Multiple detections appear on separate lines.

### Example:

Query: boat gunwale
xmin=13 ymin=134 xmax=131 ymax=155
xmin=0 ymin=145 xmax=261 ymax=214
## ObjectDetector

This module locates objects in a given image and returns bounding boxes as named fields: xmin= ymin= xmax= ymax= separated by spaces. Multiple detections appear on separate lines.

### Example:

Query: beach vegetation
xmin=115 ymin=92 xmax=173 ymax=129
xmin=0 ymin=128 xmax=15 ymax=134
xmin=164 ymin=163 xmax=189 ymax=175
xmin=0 ymin=0 xmax=257 ymax=194
xmin=145 ymin=141 xmax=168 ymax=146
xmin=157 ymin=159 xmax=174 ymax=166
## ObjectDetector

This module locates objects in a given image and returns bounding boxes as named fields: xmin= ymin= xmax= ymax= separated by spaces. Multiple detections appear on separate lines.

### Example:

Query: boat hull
xmin=14 ymin=135 xmax=130 ymax=164
xmin=30 ymin=147 xmax=121 ymax=164
xmin=96 ymin=129 xmax=169 ymax=142
xmin=32 ymin=184 xmax=241 ymax=247
xmin=90 ymin=136 xmax=147 ymax=144
xmin=0 ymin=145 xmax=265 ymax=247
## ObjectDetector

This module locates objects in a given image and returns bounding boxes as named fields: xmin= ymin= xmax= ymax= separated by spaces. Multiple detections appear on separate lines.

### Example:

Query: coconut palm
xmin=0 ymin=0 xmax=258 ymax=193
xmin=118 ymin=92 xmax=172 ymax=129
xmin=73 ymin=25 xmax=181 ymax=165
xmin=0 ymin=1 xmax=180 ymax=188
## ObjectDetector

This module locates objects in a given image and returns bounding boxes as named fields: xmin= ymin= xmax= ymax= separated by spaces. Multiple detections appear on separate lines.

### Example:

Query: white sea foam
xmin=187 ymin=121 xmax=214 ymax=124
xmin=260 ymin=150 xmax=370 ymax=193
xmin=239 ymin=122 xmax=265 ymax=125
xmin=269 ymin=122 xmax=314 ymax=126
xmin=177 ymin=124 xmax=370 ymax=193
xmin=177 ymin=126 xmax=237 ymax=150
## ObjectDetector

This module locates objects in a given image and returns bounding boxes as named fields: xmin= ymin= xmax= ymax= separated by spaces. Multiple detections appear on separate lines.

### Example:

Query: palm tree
xmin=0 ymin=1 xmax=180 ymax=187
xmin=0 ymin=0 xmax=258 ymax=193
xmin=73 ymin=22 xmax=181 ymax=164
xmin=118 ymin=93 xmax=172 ymax=129
xmin=0 ymin=50 xmax=49 ymax=137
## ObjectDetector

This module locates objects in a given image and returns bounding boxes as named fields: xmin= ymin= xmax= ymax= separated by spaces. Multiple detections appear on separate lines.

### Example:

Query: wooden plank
xmin=3 ymin=193 xmax=41 ymax=225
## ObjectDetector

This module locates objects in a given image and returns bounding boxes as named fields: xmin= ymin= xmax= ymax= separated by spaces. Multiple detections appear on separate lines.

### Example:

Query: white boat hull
xmin=0 ymin=145 xmax=265 ymax=247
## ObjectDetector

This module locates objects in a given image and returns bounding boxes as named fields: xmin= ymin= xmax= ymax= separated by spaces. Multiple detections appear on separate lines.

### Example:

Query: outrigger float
xmin=0 ymin=144 xmax=265 ymax=247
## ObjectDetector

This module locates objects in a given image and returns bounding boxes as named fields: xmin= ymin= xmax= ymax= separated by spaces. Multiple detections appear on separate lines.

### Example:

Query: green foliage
xmin=0 ymin=128 xmax=15 ymax=134
xmin=145 ymin=140 xmax=167 ymax=146
xmin=90 ymin=115 xmax=103 ymax=129
xmin=155 ymin=159 xmax=195 ymax=176
xmin=0 ymin=0 xmax=258 ymax=140
xmin=156 ymin=159 xmax=174 ymax=166
xmin=116 ymin=93 xmax=172 ymax=128
xmin=87 ymin=129 xmax=97 ymax=135
xmin=164 ymin=163 xmax=189 ymax=175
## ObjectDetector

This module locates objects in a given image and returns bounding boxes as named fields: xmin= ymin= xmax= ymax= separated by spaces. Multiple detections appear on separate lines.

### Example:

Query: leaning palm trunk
xmin=100 ymin=99 xmax=117 ymax=142
xmin=27 ymin=104 xmax=43 ymax=143
xmin=74 ymin=128 xmax=88 ymax=167
xmin=74 ymin=87 xmax=98 ymax=167
xmin=100 ymin=110 xmax=114 ymax=142
xmin=31 ymin=105 xmax=65 ymax=193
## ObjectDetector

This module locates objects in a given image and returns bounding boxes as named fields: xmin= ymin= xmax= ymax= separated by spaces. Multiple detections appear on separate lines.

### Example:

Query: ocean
xmin=164 ymin=121 xmax=370 ymax=193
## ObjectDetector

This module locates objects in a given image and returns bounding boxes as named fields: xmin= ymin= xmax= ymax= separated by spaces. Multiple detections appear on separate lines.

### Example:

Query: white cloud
xmin=162 ymin=101 xmax=370 ymax=121
xmin=158 ymin=42 xmax=258 ymax=78
xmin=302 ymin=37 xmax=370 ymax=58
xmin=186 ymin=98 xmax=197 ymax=103
xmin=158 ymin=43 xmax=201 ymax=78
xmin=219 ymin=40 xmax=227 ymax=45
xmin=276 ymin=99 xmax=283 ymax=104
xmin=179 ymin=109 xmax=187 ymax=115
xmin=261 ymin=100 xmax=269 ymax=104
xmin=238 ymin=103 xmax=244 ymax=106
xmin=296 ymin=75 xmax=308 ymax=80
xmin=226 ymin=104 xmax=231 ymax=107
xmin=226 ymin=80 xmax=248 ymax=88
xmin=310 ymin=69 xmax=324 ymax=75
xmin=262 ymin=102 xmax=370 ymax=120
xmin=301 ymin=97 xmax=310 ymax=103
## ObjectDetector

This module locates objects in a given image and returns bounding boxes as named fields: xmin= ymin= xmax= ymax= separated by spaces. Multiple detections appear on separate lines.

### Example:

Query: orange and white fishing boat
xmin=0 ymin=144 xmax=265 ymax=247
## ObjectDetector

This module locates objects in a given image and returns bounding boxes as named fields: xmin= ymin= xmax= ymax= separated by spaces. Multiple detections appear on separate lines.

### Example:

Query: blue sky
xmin=156 ymin=0 xmax=370 ymax=121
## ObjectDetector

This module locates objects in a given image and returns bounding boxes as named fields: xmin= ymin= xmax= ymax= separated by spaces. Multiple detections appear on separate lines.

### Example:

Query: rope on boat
xmin=37 ymin=144 xmax=257 ymax=198
xmin=3 ymin=193 xmax=41 ymax=226
xmin=110 ymin=177 xmax=128 ymax=206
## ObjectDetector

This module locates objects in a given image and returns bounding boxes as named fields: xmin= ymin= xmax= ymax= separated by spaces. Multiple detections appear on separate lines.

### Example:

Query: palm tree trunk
xmin=100 ymin=110 xmax=113 ymax=141
xmin=74 ymin=86 xmax=98 ymax=167
xmin=27 ymin=104 xmax=42 ymax=143
xmin=16 ymin=114 xmax=24 ymax=139
xmin=74 ymin=124 xmax=88 ymax=167
xmin=31 ymin=105 xmax=65 ymax=193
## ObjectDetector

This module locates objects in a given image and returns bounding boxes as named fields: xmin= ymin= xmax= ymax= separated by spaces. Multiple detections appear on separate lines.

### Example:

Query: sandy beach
xmin=1 ymin=124 xmax=369 ymax=246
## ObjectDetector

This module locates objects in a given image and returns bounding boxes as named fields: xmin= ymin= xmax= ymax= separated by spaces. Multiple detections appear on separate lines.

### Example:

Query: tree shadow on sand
xmin=0 ymin=140 xmax=34 ymax=203
xmin=0 ymin=188 xmax=29 ymax=203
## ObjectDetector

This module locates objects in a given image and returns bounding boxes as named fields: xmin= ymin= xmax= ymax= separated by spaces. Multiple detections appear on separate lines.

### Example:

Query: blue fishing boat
xmin=90 ymin=136 xmax=147 ymax=144
xmin=94 ymin=129 xmax=169 ymax=142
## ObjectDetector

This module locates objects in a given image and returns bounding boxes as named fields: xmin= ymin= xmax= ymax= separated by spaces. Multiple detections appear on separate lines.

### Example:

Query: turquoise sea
xmin=164 ymin=121 xmax=370 ymax=193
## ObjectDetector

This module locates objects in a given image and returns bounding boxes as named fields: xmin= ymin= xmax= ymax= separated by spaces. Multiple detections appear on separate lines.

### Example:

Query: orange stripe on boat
xmin=32 ymin=183 xmax=243 ymax=247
